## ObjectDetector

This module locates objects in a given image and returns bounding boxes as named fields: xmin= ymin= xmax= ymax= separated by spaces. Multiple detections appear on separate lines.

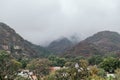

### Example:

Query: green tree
xmin=48 ymin=55 xmax=66 ymax=67
xmin=98 ymin=68 xmax=106 ymax=78
xmin=44 ymin=72 xmax=56 ymax=80
xmin=89 ymin=74 xmax=105 ymax=80
xmin=56 ymin=58 xmax=66 ymax=67
xmin=27 ymin=59 xmax=51 ymax=79
xmin=71 ymin=56 xmax=85 ymax=62
xmin=88 ymin=55 xmax=103 ymax=65
xmin=77 ymin=59 xmax=90 ymax=79
xmin=15 ymin=75 xmax=30 ymax=80
xmin=19 ymin=58 xmax=30 ymax=69
xmin=89 ymin=66 xmax=99 ymax=76
xmin=52 ymin=59 xmax=90 ymax=80
xmin=0 ymin=50 xmax=22 ymax=79
xmin=115 ymin=68 xmax=120 ymax=80
xmin=65 ymin=62 xmax=74 ymax=67
xmin=55 ymin=68 xmax=69 ymax=80
xmin=99 ymin=57 xmax=120 ymax=73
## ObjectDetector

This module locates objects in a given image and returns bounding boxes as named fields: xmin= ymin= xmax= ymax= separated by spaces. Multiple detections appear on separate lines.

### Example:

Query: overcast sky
xmin=0 ymin=0 xmax=120 ymax=46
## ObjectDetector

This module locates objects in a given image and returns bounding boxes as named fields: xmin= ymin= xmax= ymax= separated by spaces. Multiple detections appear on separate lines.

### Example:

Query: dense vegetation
xmin=1 ymin=50 xmax=120 ymax=80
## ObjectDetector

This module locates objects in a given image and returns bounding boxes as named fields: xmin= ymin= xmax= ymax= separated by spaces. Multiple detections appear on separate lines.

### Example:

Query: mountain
xmin=84 ymin=31 xmax=120 ymax=52
xmin=46 ymin=37 xmax=75 ymax=54
xmin=65 ymin=41 xmax=103 ymax=57
xmin=0 ymin=22 xmax=50 ymax=58
xmin=65 ymin=31 xmax=120 ymax=57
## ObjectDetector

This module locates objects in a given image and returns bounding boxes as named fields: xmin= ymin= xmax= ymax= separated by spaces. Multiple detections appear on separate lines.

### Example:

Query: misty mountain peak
xmin=47 ymin=37 xmax=74 ymax=54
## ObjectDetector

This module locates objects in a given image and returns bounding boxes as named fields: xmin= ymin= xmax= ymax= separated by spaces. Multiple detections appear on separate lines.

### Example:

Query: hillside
xmin=0 ymin=22 xmax=50 ymax=58
xmin=47 ymin=37 xmax=74 ymax=54
xmin=84 ymin=31 xmax=120 ymax=52
xmin=65 ymin=31 xmax=120 ymax=57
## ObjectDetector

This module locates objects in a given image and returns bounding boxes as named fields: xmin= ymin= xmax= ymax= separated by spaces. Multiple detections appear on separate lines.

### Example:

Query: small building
xmin=75 ymin=63 xmax=79 ymax=68
xmin=50 ymin=67 xmax=61 ymax=72
xmin=18 ymin=70 xmax=37 ymax=80
xmin=107 ymin=73 xmax=115 ymax=78
xmin=2 ymin=45 xmax=9 ymax=50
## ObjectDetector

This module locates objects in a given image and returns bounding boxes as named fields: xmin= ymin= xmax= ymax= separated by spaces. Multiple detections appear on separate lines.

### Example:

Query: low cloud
xmin=0 ymin=0 xmax=120 ymax=46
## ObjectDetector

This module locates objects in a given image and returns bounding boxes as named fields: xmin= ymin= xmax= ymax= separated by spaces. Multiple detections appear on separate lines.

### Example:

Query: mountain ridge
xmin=65 ymin=30 xmax=120 ymax=57
xmin=46 ymin=37 xmax=74 ymax=54
xmin=0 ymin=22 xmax=50 ymax=58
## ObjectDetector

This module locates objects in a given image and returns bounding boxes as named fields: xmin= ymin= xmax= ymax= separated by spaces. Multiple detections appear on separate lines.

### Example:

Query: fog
xmin=0 ymin=0 xmax=120 ymax=46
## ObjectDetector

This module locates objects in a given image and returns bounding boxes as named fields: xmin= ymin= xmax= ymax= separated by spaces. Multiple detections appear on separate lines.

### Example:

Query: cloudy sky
xmin=0 ymin=0 xmax=120 ymax=46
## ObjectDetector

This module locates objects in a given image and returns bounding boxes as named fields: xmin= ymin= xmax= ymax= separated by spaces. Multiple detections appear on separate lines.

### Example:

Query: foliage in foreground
xmin=0 ymin=50 xmax=22 ymax=80
xmin=1 ymin=50 xmax=120 ymax=80
xmin=26 ymin=58 xmax=51 ymax=79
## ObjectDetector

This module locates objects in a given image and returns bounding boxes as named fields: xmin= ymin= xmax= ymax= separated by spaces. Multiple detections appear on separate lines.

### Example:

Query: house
xmin=18 ymin=70 xmax=37 ymax=80
xmin=50 ymin=67 xmax=61 ymax=72
xmin=75 ymin=63 xmax=79 ymax=68
xmin=107 ymin=73 xmax=115 ymax=78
